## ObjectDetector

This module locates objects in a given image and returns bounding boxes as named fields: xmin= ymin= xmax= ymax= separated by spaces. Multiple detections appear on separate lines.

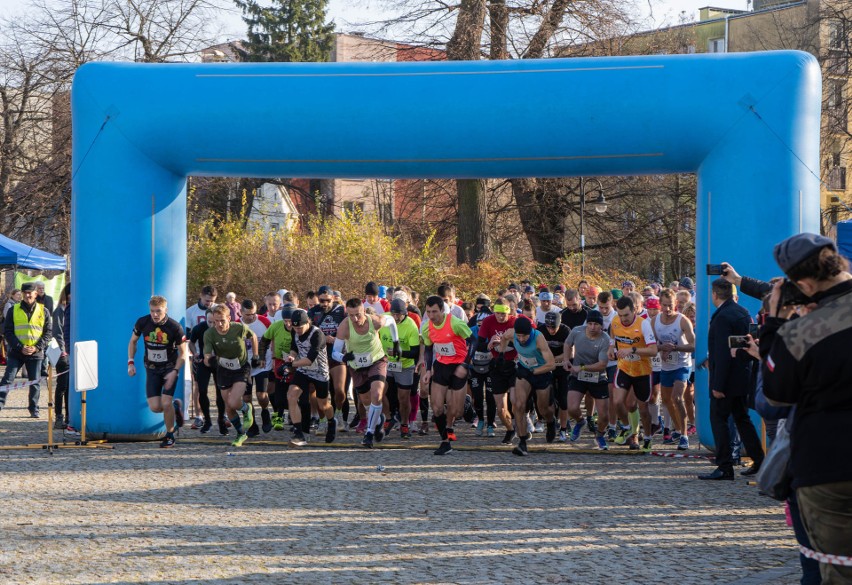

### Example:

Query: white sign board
xmin=74 ymin=340 xmax=99 ymax=392
xmin=46 ymin=338 xmax=62 ymax=367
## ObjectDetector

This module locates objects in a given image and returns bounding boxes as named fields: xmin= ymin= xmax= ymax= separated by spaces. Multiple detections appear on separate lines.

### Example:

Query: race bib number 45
xmin=353 ymin=353 xmax=373 ymax=368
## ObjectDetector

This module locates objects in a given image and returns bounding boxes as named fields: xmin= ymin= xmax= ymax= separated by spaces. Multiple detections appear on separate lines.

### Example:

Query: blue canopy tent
xmin=837 ymin=220 xmax=852 ymax=262
xmin=0 ymin=234 xmax=67 ymax=271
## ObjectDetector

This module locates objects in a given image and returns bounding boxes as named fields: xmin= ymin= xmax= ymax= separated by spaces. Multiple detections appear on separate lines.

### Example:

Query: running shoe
xmin=200 ymin=419 xmax=212 ymax=434
xmin=627 ymin=435 xmax=640 ymax=450
xmin=671 ymin=431 xmax=683 ymax=440
xmin=309 ymin=416 xmax=319 ymax=430
xmin=642 ymin=438 xmax=652 ymax=453
xmin=53 ymin=419 xmax=65 ymax=430
xmin=349 ymin=414 xmax=361 ymax=429
xmin=325 ymin=418 xmax=337 ymax=444
xmin=447 ymin=430 xmax=457 ymax=442
xmin=289 ymin=430 xmax=307 ymax=448
xmin=190 ymin=416 xmax=204 ymax=430
xmin=218 ymin=419 xmax=229 ymax=436
xmin=586 ymin=416 xmax=596 ymax=433
xmin=570 ymin=424 xmax=583 ymax=442
xmin=512 ymin=440 xmax=528 ymax=457
xmin=545 ymin=420 xmax=557 ymax=444
xmin=470 ymin=416 xmax=479 ymax=429
xmin=419 ymin=423 xmax=429 ymax=436
xmin=355 ymin=419 xmax=368 ymax=434
xmin=687 ymin=424 xmax=697 ymax=436
xmin=231 ymin=433 xmax=248 ymax=447
xmin=242 ymin=406 xmax=254 ymax=430
xmin=486 ymin=425 xmax=496 ymax=438
xmin=502 ymin=430 xmax=516 ymax=445
xmin=316 ymin=419 xmax=328 ymax=436
xmin=261 ymin=409 xmax=272 ymax=433
xmin=400 ymin=424 xmax=411 ymax=439
xmin=677 ymin=436 xmax=689 ymax=451
xmin=385 ymin=415 xmax=399 ymax=435
xmin=595 ymin=435 xmax=609 ymax=451
xmin=361 ymin=432 xmax=374 ymax=449
xmin=272 ymin=413 xmax=285 ymax=431
xmin=614 ymin=429 xmax=630 ymax=445
xmin=64 ymin=425 xmax=80 ymax=436
xmin=409 ymin=421 xmax=420 ymax=434
xmin=651 ymin=423 xmax=662 ymax=436
xmin=527 ymin=415 xmax=536 ymax=433
xmin=160 ymin=434 xmax=175 ymax=448
xmin=173 ymin=400 xmax=184 ymax=429
xmin=558 ymin=430 xmax=567 ymax=443
xmin=434 ymin=441 xmax=453 ymax=456
xmin=534 ymin=420 xmax=544 ymax=434
xmin=375 ymin=415 xmax=387 ymax=443
xmin=337 ymin=414 xmax=348 ymax=432
xmin=246 ymin=422 xmax=260 ymax=438
xmin=475 ymin=420 xmax=485 ymax=437
xmin=663 ymin=432 xmax=673 ymax=444
xmin=606 ymin=427 xmax=618 ymax=442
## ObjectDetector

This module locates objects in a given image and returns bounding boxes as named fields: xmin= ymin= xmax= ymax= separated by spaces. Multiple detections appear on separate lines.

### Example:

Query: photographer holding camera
xmin=760 ymin=233 xmax=852 ymax=584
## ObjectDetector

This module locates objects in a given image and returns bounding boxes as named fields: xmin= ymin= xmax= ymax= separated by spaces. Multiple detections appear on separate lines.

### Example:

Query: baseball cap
xmin=317 ymin=285 xmax=333 ymax=296
xmin=544 ymin=311 xmax=561 ymax=329
xmin=290 ymin=309 xmax=309 ymax=326
xmin=679 ymin=277 xmax=694 ymax=290
xmin=774 ymin=232 xmax=836 ymax=274
xmin=21 ymin=282 xmax=37 ymax=292
xmin=539 ymin=291 xmax=554 ymax=301
xmin=508 ymin=282 xmax=519 ymax=290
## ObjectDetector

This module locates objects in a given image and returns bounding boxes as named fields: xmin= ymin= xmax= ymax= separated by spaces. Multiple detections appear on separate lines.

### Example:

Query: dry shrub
xmin=187 ymin=211 xmax=644 ymax=306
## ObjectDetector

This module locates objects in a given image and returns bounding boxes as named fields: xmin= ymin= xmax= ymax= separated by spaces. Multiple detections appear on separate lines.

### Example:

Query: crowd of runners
xmin=132 ymin=278 xmax=701 ymax=456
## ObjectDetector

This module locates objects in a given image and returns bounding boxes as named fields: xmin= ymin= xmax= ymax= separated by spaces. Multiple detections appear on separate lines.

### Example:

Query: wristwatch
xmin=631 ymin=347 xmax=637 ymax=355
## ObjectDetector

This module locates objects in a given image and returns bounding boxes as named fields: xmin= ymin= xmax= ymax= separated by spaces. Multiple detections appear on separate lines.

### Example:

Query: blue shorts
xmin=660 ymin=367 xmax=691 ymax=387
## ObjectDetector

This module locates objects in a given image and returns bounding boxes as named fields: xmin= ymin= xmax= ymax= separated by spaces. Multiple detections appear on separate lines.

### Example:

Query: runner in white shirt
xmin=535 ymin=291 xmax=561 ymax=325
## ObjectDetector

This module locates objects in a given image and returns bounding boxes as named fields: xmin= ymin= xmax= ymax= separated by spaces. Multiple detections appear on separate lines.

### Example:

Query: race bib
xmin=353 ymin=352 xmax=374 ymax=368
xmin=519 ymin=355 xmax=539 ymax=368
xmin=473 ymin=351 xmax=492 ymax=362
xmin=218 ymin=357 xmax=241 ymax=370
xmin=651 ymin=355 xmax=662 ymax=369
xmin=146 ymin=348 xmax=167 ymax=363
xmin=434 ymin=343 xmax=456 ymax=357
xmin=664 ymin=351 xmax=679 ymax=365
xmin=554 ymin=360 xmax=564 ymax=368
xmin=625 ymin=353 xmax=641 ymax=362
xmin=578 ymin=370 xmax=600 ymax=383
xmin=387 ymin=360 xmax=402 ymax=373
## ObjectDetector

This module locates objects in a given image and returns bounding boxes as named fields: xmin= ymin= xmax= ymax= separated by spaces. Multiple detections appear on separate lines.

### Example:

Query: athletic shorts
xmin=432 ymin=361 xmax=468 ymax=390
xmin=614 ymin=370 xmax=653 ymax=403
xmin=652 ymin=371 xmax=661 ymax=386
xmin=216 ymin=363 xmax=251 ymax=391
xmin=145 ymin=367 xmax=178 ymax=399
xmin=660 ymin=367 xmax=690 ymax=387
xmin=515 ymin=366 xmax=552 ymax=391
xmin=291 ymin=371 xmax=330 ymax=399
xmin=245 ymin=370 xmax=270 ymax=396
xmin=689 ymin=370 xmax=695 ymax=385
xmin=488 ymin=361 xmax=516 ymax=395
xmin=552 ymin=368 xmax=570 ymax=410
xmin=568 ymin=376 xmax=610 ymax=400
xmin=387 ymin=365 xmax=415 ymax=388
xmin=351 ymin=358 xmax=388 ymax=394
xmin=606 ymin=365 xmax=617 ymax=383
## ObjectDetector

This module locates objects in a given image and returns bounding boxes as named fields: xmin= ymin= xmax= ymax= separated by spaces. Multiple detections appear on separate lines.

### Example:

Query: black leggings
xmin=55 ymin=355 xmax=70 ymax=423
xmin=195 ymin=363 xmax=224 ymax=421
xmin=469 ymin=371 xmax=496 ymax=426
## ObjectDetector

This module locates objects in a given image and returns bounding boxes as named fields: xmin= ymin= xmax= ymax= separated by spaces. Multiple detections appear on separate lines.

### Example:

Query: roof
xmin=0 ymin=233 xmax=67 ymax=270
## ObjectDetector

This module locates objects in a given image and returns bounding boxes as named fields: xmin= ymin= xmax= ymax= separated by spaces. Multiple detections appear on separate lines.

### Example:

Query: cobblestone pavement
xmin=0 ymin=373 xmax=802 ymax=585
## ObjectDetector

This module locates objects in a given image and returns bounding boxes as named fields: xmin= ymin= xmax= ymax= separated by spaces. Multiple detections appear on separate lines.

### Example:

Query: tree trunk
xmin=446 ymin=0 xmax=488 ymax=264
xmin=488 ymin=0 xmax=508 ymax=60
xmin=456 ymin=179 xmax=489 ymax=264
xmin=512 ymin=178 xmax=568 ymax=264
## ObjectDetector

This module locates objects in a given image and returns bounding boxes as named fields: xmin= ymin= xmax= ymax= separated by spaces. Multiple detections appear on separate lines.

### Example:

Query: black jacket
xmin=760 ymin=278 xmax=852 ymax=488
xmin=3 ymin=300 xmax=53 ymax=359
xmin=708 ymin=298 xmax=752 ymax=397
xmin=739 ymin=276 xmax=773 ymax=301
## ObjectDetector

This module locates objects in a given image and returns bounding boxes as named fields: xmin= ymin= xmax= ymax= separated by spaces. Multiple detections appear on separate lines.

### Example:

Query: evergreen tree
xmin=235 ymin=0 xmax=335 ymax=62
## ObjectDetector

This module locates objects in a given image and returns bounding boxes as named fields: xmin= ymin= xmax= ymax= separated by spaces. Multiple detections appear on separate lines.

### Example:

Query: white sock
xmin=663 ymin=406 xmax=673 ymax=429
xmin=367 ymin=404 xmax=382 ymax=433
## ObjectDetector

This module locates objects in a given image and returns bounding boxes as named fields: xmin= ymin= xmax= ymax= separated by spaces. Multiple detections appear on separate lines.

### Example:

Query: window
xmin=378 ymin=202 xmax=393 ymax=224
xmin=829 ymin=21 xmax=844 ymax=51
xmin=828 ymin=81 xmax=844 ymax=109
xmin=708 ymin=38 xmax=726 ymax=53
xmin=828 ymin=167 xmax=847 ymax=191
xmin=270 ymin=223 xmax=279 ymax=231
xmin=343 ymin=201 xmax=364 ymax=215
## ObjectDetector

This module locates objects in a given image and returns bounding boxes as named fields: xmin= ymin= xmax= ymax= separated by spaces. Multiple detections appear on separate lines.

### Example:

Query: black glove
xmin=250 ymin=355 xmax=260 ymax=368
xmin=343 ymin=352 xmax=355 ymax=363
xmin=392 ymin=341 xmax=401 ymax=360
xmin=276 ymin=362 xmax=290 ymax=379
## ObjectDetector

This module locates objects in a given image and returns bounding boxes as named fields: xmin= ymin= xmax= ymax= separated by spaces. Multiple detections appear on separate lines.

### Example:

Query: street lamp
xmin=580 ymin=177 xmax=607 ymax=276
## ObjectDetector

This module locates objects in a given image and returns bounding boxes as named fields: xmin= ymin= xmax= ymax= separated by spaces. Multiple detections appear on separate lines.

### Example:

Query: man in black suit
xmin=698 ymin=278 xmax=765 ymax=480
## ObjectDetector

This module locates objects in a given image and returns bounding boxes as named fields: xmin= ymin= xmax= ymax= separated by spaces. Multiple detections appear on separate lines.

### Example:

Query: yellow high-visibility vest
xmin=13 ymin=303 xmax=45 ymax=346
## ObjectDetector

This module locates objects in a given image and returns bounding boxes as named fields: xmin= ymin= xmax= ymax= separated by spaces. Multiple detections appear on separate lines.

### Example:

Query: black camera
xmin=779 ymin=279 xmax=811 ymax=306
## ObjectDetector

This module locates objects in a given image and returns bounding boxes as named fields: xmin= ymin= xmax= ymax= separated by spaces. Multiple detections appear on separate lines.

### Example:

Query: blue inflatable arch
xmin=70 ymin=51 xmax=821 ymax=444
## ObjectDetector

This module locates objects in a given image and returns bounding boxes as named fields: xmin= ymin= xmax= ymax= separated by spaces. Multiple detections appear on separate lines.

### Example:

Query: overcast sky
xmin=0 ymin=0 xmax=752 ymax=42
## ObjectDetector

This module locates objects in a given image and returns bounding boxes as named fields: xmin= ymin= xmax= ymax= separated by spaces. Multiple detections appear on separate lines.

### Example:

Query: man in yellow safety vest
xmin=0 ymin=282 xmax=53 ymax=417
